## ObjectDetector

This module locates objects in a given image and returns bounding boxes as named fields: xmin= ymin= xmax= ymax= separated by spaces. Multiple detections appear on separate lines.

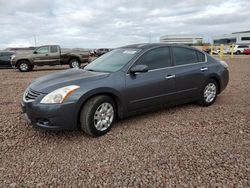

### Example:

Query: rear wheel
xmin=69 ymin=59 xmax=80 ymax=68
xmin=80 ymin=95 xmax=116 ymax=136
xmin=198 ymin=79 xmax=218 ymax=106
xmin=17 ymin=60 xmax=31 ymax=72
xmin=236 ymin=50 xmax=241 ymax=55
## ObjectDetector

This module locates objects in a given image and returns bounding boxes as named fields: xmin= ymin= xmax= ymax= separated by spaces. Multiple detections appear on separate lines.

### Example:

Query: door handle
xmin=200 ymin=67 xmax=208 ymax=71
xmin=45 ymin=54 xmax=49 ymax=56
xmin=165 ymin=75 xmax=175 ymax=79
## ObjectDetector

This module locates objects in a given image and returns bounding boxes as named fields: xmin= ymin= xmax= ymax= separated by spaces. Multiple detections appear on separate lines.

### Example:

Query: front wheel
xmin=80 ymin=95 xmax=116 ymax=136
xmin=236 ymin=51 xmax=241 ymax=55
xmin=198 ymin=79 xmax=218 ymax=106
xmin=17 ymin=60 xmax=31 ymax=72
xmin=69 ymin=59 xmax=80 ymax=68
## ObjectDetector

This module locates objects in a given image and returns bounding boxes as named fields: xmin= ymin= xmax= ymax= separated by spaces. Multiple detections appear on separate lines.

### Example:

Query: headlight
xmin=11 ymin=54 xmax=16 ymax=60
xmin=40 ymin=85 xmax=80 ymax=104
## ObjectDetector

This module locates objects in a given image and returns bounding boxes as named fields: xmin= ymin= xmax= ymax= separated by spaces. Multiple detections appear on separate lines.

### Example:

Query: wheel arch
xmin=68 ymin=56 xmax=81 ymax=64
xmin=16 ymin=59 xmax=31 ymax=67
xmin=76 ymin=89 xmax=125 ymax=129
xmin=207 ymin=74 xmax=221 ymax=94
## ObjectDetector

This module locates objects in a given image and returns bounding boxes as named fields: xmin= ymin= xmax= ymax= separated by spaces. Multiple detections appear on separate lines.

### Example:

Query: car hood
xmin=29 ymin=68 xmax=110 ymax=93
xmin=15 ymin=51 xmax=34 ymax=56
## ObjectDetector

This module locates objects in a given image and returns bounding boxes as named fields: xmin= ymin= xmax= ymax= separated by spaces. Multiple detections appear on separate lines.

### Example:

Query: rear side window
xmin=50 ymin=46 xmax=58 ymax=53
xmin=172 ymin=47 xmax=198 ymax=66
xmin=137 ymin=47 xmax=171 ymax=70
xmin=238 ymin=45 xmax=249 ymax=48
xmin=197 ymin=51 xmax=205 ymax=62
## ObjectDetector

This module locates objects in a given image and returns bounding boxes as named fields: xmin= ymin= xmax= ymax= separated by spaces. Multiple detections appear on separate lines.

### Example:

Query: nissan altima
xmin=21 ymin=43 xmax=229 ymax=136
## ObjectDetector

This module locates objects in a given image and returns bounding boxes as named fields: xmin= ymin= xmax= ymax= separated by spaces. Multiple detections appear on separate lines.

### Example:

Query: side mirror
xmin=130 ymin=64 xmax=149 ymax=74
xmin=33 ymin=51 xmax=37 ymax=54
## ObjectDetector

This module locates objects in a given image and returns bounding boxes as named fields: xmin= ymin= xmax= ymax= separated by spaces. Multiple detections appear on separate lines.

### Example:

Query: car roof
xmin=120 ymin=43 xmax=195 ymax=50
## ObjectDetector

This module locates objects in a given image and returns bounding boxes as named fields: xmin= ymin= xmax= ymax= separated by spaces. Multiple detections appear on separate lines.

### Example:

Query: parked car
xmin=243 ymin=48 xmax=250 ymax=55
xmin=90 ymin=49 xmax=96 ymax=57
xmin=0 ymin=51 xmax=15 ymax=67
xmin=216 ymin=48 xmax=227 ymax=54
xmin=203 ymin=48 xmax=219 ymax=55
xmin=21 ymin=43 xmax=229 ymax=136
xmin=95 ymin=48 xmax=110 ymax=56
xmin=11 ymin=45 xmax=90 ymax=72
xmin=227 ymin=44 xmax=249 ymax=54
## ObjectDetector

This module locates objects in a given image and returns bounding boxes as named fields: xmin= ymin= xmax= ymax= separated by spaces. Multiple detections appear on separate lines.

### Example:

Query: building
xmin=160 ymin=34 xmax=203 ymax=45
xmin=212 ymin=31 xmax=250 ymax=45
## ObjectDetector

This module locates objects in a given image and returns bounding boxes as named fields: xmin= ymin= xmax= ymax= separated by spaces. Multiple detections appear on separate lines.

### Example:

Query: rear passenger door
xmin=170 ymin=47 xmax=207 ymax=100
xmin=125 ymin=47 xmax=175 ymax=111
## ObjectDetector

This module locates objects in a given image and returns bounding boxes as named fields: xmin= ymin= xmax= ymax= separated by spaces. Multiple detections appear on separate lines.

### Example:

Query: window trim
xmin=126 ymin=46 xmax=207 ymax=75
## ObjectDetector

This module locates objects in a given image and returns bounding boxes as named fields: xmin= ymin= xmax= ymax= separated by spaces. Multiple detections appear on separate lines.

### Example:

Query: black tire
xmin=30 ymin=65 xmax=34 ymax=70
xmin=236 ymin=50 xmax=241 ymax=55
xmin=80 ymin=95 xmax=116 ymax=137
xmin=198 ymin=78 xmax=218 ymax=106
xmin=17 ymin=60 xmax=31 ymax=72
xmin=69 ymin=59 xmax=80 ymax=68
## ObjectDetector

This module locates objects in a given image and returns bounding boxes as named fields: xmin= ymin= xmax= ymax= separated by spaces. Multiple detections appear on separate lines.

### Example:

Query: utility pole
xmin=33 ymin=35 xmax=37 ymax=47
xmin=149 ymin=30 xmax=152 ymax=43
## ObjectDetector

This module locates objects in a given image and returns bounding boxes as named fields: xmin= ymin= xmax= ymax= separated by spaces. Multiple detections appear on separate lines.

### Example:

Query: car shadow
xmin=0 ymin=67 xmax=13 ymax=70
xmin=31 ymin=102 xmax=200 ymax=139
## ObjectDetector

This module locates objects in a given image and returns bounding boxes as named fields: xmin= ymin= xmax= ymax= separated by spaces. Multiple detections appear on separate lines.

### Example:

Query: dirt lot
xmin=0 ymin=57 xmax=249 ymax=187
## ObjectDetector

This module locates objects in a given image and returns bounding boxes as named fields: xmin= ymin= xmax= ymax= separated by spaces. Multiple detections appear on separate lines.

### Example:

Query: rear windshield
xmin=84 ymin=48 xmax=141 ymax=72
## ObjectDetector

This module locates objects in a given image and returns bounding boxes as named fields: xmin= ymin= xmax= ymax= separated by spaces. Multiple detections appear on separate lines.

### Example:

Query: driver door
xmin=33 ymin=46 xmax=50 ymax=65
xmin=125 ymin=47 xmax=176 ymax=111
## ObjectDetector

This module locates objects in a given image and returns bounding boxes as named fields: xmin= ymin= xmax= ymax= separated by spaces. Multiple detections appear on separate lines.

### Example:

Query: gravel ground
xmin=0 ymin=57 xmax=249 ymax=187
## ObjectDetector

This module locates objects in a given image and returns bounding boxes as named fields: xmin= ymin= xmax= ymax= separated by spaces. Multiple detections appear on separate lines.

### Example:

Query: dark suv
xmin=95 ymin=48 xmax=110 ymax=56
xmin=0 ymin=51 xmax=15 ymax=67
xmin=21 ymin=43 xmax=229 ymax=136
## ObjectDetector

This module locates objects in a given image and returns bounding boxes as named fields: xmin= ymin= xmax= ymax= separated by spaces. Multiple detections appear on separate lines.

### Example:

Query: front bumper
xmin=21 ymin=100 xmax=79 ymax=131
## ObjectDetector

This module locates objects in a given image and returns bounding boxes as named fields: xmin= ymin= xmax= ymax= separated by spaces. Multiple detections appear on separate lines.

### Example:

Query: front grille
xmin=24 ymin=89 xmax=43 ymax=102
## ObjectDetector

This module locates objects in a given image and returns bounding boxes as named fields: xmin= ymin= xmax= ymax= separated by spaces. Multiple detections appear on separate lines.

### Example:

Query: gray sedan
xmin=21 ymin=43 xmax=229 ymax=136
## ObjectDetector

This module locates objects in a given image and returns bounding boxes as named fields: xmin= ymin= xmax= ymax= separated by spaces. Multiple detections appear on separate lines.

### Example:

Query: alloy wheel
xmin=204 ymin=83 xmax=217 ymax=103
xmin=94 ymin=102 xmax=114 ymax=131
xmin=20 ymin=63 xmax=28 ymax=71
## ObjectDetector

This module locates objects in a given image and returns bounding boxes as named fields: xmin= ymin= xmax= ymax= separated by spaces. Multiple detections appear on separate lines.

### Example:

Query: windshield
xmin=84 ymin=48 xmax=141 ymax=72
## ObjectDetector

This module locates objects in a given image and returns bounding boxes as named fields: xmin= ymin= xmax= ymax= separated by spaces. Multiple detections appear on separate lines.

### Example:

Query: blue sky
xmin=0 ymin=0 xmax=249 ymax=49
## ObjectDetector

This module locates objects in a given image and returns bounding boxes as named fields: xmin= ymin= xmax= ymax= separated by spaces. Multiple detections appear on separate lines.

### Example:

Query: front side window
xmin=36 ymin=47 xmax=49 ymax=54
xmin=172 ymin=47 xmax=198 ymax=66
xmin=197 ymin=51 xmax=205 ymax=62
xmin=136 ymin=47 xmax=171 ymax=70
xmin=241 ymin=37 xmax=250 ymax=41
xmin=84 ymin=48 xmax=141 ymax=72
